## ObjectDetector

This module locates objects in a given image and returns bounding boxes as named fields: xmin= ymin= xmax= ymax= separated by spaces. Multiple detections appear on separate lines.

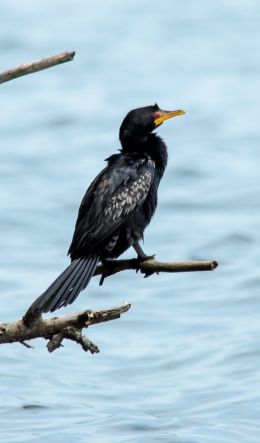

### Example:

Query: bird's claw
xmin=135 ymin=254 xmax=155 ymax=273
xmin=143 ymin=271 xmax=159 ymax=278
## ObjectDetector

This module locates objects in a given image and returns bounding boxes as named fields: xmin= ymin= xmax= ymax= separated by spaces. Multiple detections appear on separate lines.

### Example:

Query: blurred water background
xmin=0 ymin=1 xmax=260 ymax=442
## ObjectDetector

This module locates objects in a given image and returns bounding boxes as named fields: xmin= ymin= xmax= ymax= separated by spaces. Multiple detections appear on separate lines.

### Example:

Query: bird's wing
xmin=68 ymin=155 xmax=155 ymax=257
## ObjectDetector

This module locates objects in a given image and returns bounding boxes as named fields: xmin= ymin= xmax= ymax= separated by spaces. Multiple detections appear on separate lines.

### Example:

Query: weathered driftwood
xmin=0 ymin=303 xmax=131 ymax=353
xmin=0 ymin=51 xmax=75 ymax=84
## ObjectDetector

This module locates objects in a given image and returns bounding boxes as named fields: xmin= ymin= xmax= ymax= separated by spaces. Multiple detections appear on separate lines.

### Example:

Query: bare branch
xmin=0 ymin=51 xmax=75 ymax=84
xmin=0 ymin=303 xmax=131 ymax=353
xmin=94 ymin=258 xmax=218 ymax=284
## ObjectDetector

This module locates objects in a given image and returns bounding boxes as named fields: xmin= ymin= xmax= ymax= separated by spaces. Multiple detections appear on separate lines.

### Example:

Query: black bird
xmin=30 ymin=104 xmax=185 ymax=313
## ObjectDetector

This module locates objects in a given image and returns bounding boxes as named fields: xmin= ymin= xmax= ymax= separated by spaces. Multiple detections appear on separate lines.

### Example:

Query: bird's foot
xmin=133 ymin=241 xmax=155 ymax=263
xmin=143 ymin=270 xmax=159 ymax=279
xmin=136 ymin=254 xmax=157 ymax=278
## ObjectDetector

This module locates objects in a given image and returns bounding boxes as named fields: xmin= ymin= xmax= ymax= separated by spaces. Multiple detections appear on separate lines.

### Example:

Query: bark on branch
xmin=0 ymin=51 xmax=75 ymax=84
xmin=93 ymin=258 xmax=218 ymax=285
xmin=0 ymin=303 xmax=131 ymax=354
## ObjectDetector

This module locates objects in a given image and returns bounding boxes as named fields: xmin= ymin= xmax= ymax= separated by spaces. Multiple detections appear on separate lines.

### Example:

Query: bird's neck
xmin=120 ymin=133 xmax=168 ymax=178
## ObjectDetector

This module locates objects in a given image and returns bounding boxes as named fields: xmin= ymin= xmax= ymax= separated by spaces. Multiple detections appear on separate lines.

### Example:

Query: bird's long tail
xmin=29 ymin=254 xmax=99 ymax=313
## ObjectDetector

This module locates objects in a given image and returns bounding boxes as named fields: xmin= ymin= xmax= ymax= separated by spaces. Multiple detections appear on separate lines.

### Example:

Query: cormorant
xmin=29 ymin=104 xmax=185 ymax=313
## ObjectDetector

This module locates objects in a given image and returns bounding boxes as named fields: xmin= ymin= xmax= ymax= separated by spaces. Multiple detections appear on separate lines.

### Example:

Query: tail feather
xmin=65 ymin=256 xmax=98 ymax=306
xmin=29 ymin=255 xmax=99 ymax=314
xmin=41 ymin=258 xmax=79 ymax=297
xmin=48 ymin=258 xmax=87 ymax=312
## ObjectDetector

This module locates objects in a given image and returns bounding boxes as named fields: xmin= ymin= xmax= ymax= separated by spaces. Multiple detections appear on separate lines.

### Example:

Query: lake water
xmin=1 ymin=1 xmax=260 ymax=442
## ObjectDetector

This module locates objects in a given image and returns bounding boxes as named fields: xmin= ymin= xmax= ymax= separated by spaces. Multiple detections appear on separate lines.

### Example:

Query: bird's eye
xmin=153 ymin=112 xmax=161 ymax=119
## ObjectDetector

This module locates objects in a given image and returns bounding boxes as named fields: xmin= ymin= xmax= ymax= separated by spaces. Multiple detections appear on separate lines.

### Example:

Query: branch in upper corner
xmin=0 ymin=303 xmax=131 ymax=354
xmin=0 ymin=51 xmax=75 ymax=84
xmin=94 ymin=258 xmax=218 ymax=284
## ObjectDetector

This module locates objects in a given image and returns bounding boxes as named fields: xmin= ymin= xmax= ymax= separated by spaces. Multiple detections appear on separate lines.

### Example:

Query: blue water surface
xmin=1 ymin=1 xmax=260 ymax=442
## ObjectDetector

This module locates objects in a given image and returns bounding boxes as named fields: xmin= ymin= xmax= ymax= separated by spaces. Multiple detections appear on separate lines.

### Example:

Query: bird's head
xmin=119 ymin=104 xmax=185 ymax=144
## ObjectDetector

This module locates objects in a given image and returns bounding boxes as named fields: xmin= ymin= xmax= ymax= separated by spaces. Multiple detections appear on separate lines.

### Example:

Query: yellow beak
xmin=154 ymin=109 xmax=185 ymax=127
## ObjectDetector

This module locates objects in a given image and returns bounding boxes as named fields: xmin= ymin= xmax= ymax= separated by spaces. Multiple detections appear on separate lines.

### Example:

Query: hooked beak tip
xmin=154 ymin=109 xmax=186 ymax=126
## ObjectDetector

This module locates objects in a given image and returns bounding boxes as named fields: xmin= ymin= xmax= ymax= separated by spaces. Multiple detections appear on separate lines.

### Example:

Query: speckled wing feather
xmin=68 ymin=154 xmax=155 ymax=257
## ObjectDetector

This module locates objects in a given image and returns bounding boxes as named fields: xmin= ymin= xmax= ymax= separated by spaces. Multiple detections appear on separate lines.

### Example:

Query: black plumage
xmin=29 ymin=104 xmax=184 ymax=313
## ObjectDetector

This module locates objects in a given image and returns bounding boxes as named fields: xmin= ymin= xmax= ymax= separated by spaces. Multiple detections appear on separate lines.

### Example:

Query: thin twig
xmin=20 ymin=340 xmax=33 ymax=349
xmin=0 ymin=51 xmax=75 ymax=84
